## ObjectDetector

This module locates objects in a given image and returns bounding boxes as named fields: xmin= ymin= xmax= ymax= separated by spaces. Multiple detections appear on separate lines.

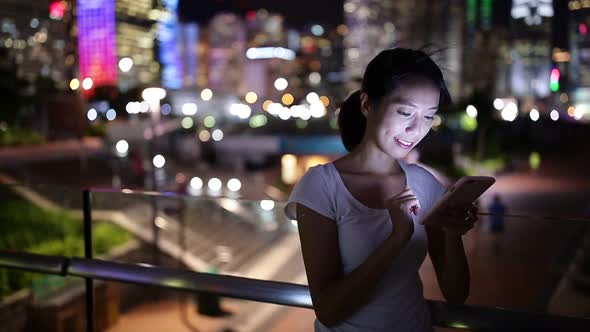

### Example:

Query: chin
xmin=385 ymin=147 xmax=412 ymax=160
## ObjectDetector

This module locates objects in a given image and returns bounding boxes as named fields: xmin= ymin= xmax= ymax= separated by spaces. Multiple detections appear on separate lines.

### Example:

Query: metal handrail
xmin=1 ymin=250 xmax=589 ymax=330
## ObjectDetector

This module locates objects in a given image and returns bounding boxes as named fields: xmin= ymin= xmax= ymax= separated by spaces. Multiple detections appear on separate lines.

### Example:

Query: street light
xmin=260 ymin=200 xmax=275 ymax=211
xmin=82 ymin=77 xmax=93 ymax=90
xmin=227 ymin=178 xmax=241 ymax=192
xmin=115 ymin=140 xmax=129 ymax=157
xmin=274 ymin=78 xmax=288 ymax=91
xmin=153 ymin=154 xmax=166 ymax=168
xmin=208 ymin=178 xmax=222 ymax=192
xmin=142 ymin=87 xmax=167 ymax=113
xmin=118 ymin=57 xmax=134 ymax=72
xmin=466 ymin=105 xmax=478 ymax=118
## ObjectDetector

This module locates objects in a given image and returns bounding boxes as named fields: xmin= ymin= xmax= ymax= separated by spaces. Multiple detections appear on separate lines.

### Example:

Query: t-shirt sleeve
xmin=429 ymin=174 xmax=447 ymax=207
xmin=412 ymin=164 xmax=448 ymax=212
xmin=284 ymin=165 xmax=336 ymax=221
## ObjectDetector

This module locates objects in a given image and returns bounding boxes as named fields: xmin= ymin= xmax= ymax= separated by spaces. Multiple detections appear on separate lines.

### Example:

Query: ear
xmin=360 ymin=92 xmax=370 ymax=118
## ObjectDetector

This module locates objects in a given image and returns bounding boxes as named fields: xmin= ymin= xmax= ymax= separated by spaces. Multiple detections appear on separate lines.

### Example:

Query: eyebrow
xmin=395 ymin=100 xmax=438 ymax=111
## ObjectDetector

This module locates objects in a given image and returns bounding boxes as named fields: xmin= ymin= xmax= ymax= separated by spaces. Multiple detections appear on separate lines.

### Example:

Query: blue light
xmin=161 ymin=103 xmax=172 ymax=115
xmin=159 ymin=0 xmax=183 ymax=89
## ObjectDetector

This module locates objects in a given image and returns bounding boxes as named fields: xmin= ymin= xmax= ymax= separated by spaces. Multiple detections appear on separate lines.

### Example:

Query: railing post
xmin=82 ymin=189 xmax=94 ymax=332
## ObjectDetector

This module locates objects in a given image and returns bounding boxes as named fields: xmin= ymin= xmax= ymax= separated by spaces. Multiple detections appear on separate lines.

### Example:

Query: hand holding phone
xmin=419 ymin=176 xmax=495 ymax=226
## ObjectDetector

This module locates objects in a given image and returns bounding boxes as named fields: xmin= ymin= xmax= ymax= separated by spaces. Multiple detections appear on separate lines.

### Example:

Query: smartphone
xmin=419 ymin=176 xmax=495 ymax=225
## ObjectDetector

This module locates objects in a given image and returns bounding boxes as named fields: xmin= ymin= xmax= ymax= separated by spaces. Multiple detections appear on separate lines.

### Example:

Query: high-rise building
xmin=505 ymin=0 xmax=554 ymax=98
xmin=207 ymin=13 xmax=246 ymax=94
xmin=246 ymin=10 xmax=285 ymax=48
xmin=568 ymin=0 xmax=590 ymax=117
xmin=343 ymin=0 xmax=396 ymax=86
xmin=0 ymin=0 xmax=71 ymax=86
xmin=462 ymin=0 xmax=504 ymax=97
xmin=115 ymin=0 xmax=159 ymax=89
xmin=76 ymin=0 xmax=159 ymax=92
xmin=343 ymin=0 xmax=464 ymax=98
xmin=77 ymin=0 xmax=118 ymax=88
xmin=243 ymin=10 xmax=294 ymax=99
xmin=159 ymin=0 xmax=184 ymax=89
xmin=401 ymin=0 xmax=464 ymax=99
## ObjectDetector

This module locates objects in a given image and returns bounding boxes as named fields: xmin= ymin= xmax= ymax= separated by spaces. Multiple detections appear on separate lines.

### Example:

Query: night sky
xmin=178 ymin=0 xmax=569 ymax=48
xmin=178 ymin=0 xmax=344 ymax=28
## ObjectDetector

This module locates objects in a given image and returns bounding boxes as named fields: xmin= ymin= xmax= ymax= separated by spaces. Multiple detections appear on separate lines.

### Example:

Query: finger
xmin=391 ymin=187 xmax=411 ymax=199
xmin=394 ymin=195 xmax=418 ymax=203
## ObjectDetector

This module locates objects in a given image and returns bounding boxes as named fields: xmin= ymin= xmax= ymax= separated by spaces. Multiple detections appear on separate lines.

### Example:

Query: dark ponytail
xmin=337 ymin=48 xmax=451 ymax=152
xmin=337 ymin=90 xmax=364 ymax=152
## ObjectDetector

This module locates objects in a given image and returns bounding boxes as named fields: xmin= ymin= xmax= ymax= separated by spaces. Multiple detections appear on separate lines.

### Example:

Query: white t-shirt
xmin=285 ymin=160 xmax=446 ymax=332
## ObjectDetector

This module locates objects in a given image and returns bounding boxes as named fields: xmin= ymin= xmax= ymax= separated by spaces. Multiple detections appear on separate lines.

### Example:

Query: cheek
xmin=379 ymin=117 xmax=404 ymax=137
xmin=417 ymin=122 xmax=433 ymax=139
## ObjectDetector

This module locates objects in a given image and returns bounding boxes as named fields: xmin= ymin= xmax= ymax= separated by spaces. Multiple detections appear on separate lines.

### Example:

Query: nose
xmin=405 ymin=117 xmax=419 ymax=134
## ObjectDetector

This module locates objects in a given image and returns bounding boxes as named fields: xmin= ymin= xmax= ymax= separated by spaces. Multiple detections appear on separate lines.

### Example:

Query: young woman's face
xmin=364 ymin=77 xmax=440 ymax=159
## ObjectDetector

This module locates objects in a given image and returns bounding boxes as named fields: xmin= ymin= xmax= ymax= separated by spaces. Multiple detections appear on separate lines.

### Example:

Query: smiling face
xmin=361 ymin=76 xmax=441 ymax=160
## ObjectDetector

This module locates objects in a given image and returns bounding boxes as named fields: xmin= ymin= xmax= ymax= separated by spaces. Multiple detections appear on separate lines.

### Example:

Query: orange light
xmin=245 ymin=91 xmax=258 ymax=104
xmin=337 ymin=24 xmax=348 ymax=35
xmin=282 ymin=93 xmax=294 ymax=106
xmin=568 ymin=106 xmax=575 ymax=117
xmin=320 ymin=96 xmax=330 ymax=107
xmin=263 ymin=100 xmax=273 ymax=111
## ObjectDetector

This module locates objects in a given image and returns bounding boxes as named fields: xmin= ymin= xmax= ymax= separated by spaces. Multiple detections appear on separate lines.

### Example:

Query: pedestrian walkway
xmin=0 ymin=137 xmax=103 ymax=166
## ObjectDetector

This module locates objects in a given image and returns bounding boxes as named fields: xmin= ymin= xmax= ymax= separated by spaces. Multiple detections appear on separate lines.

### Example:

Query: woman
xmin=285 ymin=49 xmax=478 ymax=331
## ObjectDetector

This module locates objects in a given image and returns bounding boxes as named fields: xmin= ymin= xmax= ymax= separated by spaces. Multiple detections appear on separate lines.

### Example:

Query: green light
xmin=550 ymin=81 xmax=559 ymax=92
xmin=162 ymin=278 xmax=187 ymax=288
xmin=329 ymin=117 xmax=339 ymax=130
xmin=467 ymin=0 xmax=477 ymax=27
xmin=481 ymin=0 xmax=493 ymax=28
xmin=181 ymin=117 xmax=194 ymax=129
xmin=296 ymin=119 xmax=308 ymax=129
xmin=203 ymin=116 xmax=216 ymax=128
xmin=529 ymin=152 xmax=541 ymax=170
xmin=449 ymin=322 xmax=470 ymax=329
xmin=460 ymin=113 xmax=478 ymax=132
xmin=249 ymin=114 xmax=268 ymax=128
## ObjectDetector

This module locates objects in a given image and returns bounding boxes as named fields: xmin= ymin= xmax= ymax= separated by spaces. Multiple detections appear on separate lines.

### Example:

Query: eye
xmin=397 ymin=110 xmax=411 ymax=117
xmin=424 ymin=115 xmax=435 ymax=121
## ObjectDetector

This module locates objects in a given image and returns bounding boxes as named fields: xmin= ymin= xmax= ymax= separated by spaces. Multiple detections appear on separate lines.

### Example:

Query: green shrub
xmin=86 ymin=123 xmax=107 ymax=137
xmin=0 ymin=127 xmax=45 ymax=146
xmin=0 ymin=189 xmax=132 ymax=297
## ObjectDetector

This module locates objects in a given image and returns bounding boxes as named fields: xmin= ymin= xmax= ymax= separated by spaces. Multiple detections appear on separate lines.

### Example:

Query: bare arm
xmin=425 ymin=205 xmax=475 ymax=304
xmin=425 ymin=225 xmax=470 ymax=303
xmin=297 ymin=202 xmax=413 ymax=327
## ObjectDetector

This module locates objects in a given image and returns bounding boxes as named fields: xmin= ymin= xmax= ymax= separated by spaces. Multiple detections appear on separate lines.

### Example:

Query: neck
xmin=346 ymin=139 xmax=403 ymax=175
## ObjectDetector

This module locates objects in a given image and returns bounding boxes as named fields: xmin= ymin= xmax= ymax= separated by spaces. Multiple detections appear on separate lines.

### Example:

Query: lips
xmin=394 ymin=137 xmax=414 ymax=149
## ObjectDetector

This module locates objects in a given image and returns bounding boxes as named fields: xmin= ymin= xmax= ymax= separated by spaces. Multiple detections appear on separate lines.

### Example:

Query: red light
xmin=550 ymin=68 xmax=560 ymax=80
xmin=246 ymin=11 xmax=257 ymax=21
xmin=580 ymin=23 xmax=588 ymax=35
xmin=50 ymin=1 xmax=65 ymax=20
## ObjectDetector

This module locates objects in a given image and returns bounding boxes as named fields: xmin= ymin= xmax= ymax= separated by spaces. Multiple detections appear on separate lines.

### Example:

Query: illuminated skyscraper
xmin=343 ymin=0 xmax=396 ymax=84
xmin=76 ymin=0 xmax=159 ymax=92
xmin=159 ymin=0 xmax=183 ymax=89
xmin=463 ymin=0 xmax=507 ymax=97
xmin=242 ymin=10 xmax=298 ymax=99
xmin=208 ymin=13 xmax=246 ymax=94
xmin=507 ymin=0 xmax=554 ymax=98
xmin=568 ymin=0 xmax=590 ymax=117
xmin=0 ymin=0 xmax=71 ymax=86
xmin=115 ymin=0 xmax=159 ymax=89
xmin=343 ymin=0 xmax=464 ymax=98
xmin=77 ymin=0 xmax=117 ymax=88
xmin=246 ymin=10 xmax=285 ymax=48
xmin=399 ymin=0 xmax=464 ymax=99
